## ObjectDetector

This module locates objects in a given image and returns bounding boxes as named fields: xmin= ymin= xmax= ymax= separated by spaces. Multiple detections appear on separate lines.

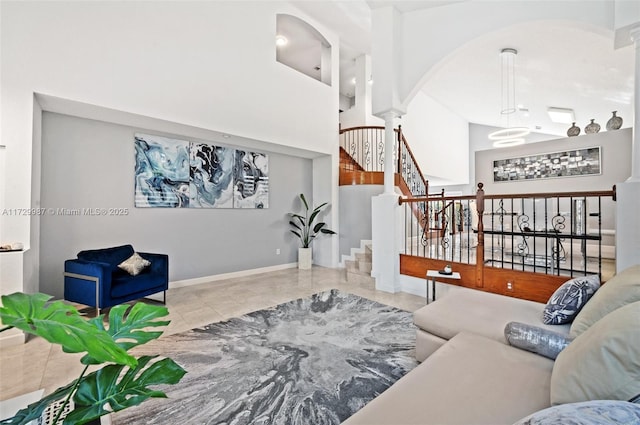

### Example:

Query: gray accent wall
xmin=474 ymin=128 xmax=631 ymax=249
xmin=339 ymin=185 xmax=383 ymax=257
xmin=40 ymin=112 xmax=312 ymax=298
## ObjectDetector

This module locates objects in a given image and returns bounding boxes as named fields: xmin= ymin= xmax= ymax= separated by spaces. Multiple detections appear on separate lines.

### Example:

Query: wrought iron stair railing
xmin=339 ymin=125 xmax=429 ymax=198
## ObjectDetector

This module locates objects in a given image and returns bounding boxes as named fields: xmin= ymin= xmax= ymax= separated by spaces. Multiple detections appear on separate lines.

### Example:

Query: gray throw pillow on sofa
xmin=551 ymin=300 xmax=640 ymax=405
xmin=512 ymin=400 xmax=640 ymax=425
xmin=118 ymin=252 xmax=151 ymax=276
xmin=504 ymin=322 xmax=572 ymax=360
xmin=542 ymin=275 xmax=599 ymax=325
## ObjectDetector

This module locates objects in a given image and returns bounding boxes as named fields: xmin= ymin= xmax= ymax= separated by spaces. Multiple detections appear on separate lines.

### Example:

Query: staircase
xmin=338 ymin=125 xmax=430 ymax=283
xmin=339 ymin=147 xmax=365 ymax=172
xmin=339 ymin=147 xmax=384 ymax=186
xmin=341 ymin=240 xmax=374 ymax=285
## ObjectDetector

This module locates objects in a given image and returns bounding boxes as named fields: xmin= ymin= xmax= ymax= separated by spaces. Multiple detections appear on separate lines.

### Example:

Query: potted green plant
xmin=0 ymin=292 xmax=186 ymax=425
xmin=288 ymin=193 xmax=336 ymax=269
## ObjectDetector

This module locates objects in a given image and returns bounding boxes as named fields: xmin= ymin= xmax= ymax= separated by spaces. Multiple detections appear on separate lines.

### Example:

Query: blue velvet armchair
xmin=64 ymin=244 xmax=168 ymax=316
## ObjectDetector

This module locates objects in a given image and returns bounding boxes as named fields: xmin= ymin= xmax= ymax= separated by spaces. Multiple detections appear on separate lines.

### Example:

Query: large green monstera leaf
xmin=68 ymin=356 xmax=186 ymax=423
xmin=0 ymin=293 xmax=134 ymax=367
xmin=0 ymin=293 xmax=187 ymax=425
xmin=81 ymin=302 xmax=170 ymax=365
xmin=1 ymin=356 xmax=186 ymax=425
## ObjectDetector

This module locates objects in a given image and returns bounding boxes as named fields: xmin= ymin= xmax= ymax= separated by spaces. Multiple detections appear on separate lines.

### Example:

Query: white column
xmin=629 ymin=26 xmax=640 ymax=182
xmin=320 ymin=45 xmax=331 ymax=86
xmin=0 ymin=145 xmax=5 ymax=245
xmin=373 ymin=109 xmax=403 ymax=293
xmin=382 ymin=111 xmax=398 ymax=194
xmin=616 ymin=25 xmax=640 ymax=272
xmin=354 ymin=55 xmax=371 ymax=116
xmin=372 ymin=192 xmax=401 ymax=293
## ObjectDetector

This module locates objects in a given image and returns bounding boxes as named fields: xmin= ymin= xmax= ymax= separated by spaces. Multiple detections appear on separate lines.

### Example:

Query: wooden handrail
xmin=400 ymin=194 xmax=475 ymax=204
xmin=434 ymin=200 xmax=454 ymax=218
xmin=400 ymin=187 xmax=616 ymax=205
xmin=483 ymin=189 xmax=616 ymax=200
xmin=339 ymin=125 xmax=385 ymax=134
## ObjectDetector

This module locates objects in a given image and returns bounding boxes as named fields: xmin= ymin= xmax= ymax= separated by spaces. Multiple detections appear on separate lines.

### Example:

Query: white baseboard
xmin=399 ymin=274 xmax=426 ymax=298
xmin=169 ymin=263 xmax=298 ymax=289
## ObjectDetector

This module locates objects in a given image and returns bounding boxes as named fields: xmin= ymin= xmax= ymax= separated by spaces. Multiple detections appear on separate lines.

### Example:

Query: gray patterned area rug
xmin=113 ymin=289 xmax=418 ymax=424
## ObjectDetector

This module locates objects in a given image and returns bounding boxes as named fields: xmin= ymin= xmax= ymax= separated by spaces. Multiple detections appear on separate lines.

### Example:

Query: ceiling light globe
xmin=275 ymin=35 xmax=288 ymax=47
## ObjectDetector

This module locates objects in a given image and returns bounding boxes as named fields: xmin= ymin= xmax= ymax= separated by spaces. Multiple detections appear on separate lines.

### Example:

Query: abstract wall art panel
xmin=234 ymin=150 xmax=269 ymax=208
xmin=493 ymin=146 xmax=601 ymax=182
xmin=189 ymin=143 xmax=235 ymax=208
xmin=135 ymin=133 xmax=190 ymax=207
xmin=134 ymin=134 xmax=269 ymax=209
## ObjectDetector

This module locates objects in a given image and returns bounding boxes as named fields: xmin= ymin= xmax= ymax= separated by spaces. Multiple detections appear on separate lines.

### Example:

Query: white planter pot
xmin=298 ymin=247 xmax=312 ymax=269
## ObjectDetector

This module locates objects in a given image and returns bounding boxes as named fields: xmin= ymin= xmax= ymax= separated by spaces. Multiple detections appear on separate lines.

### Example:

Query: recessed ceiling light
xmin=275 ymin=35 xmax=288 ymax=47
xmin=547 ymin=107 xmax=575 ymax=124
xmin=351 ymin=77 xmax=356 ymax=85
xmin=222 ymin=134 xmax=231 ymax=139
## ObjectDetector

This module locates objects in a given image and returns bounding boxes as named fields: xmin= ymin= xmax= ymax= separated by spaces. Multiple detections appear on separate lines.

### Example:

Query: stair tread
xmin=345 ymin=270 xmax=375 ymax=286
xmin=355 ymin=252 xmax=372 ymax=261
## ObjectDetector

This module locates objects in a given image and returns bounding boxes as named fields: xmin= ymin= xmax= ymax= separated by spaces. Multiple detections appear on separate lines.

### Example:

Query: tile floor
xmin=0 ymin=266 xmax=425 ymax=403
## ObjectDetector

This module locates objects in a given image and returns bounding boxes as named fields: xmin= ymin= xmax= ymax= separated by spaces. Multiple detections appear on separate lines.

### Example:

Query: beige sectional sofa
xmin=345 ymin=265 xmax=640 ymax=425
xmin=413 ymin=288 xmax=570 ymax=362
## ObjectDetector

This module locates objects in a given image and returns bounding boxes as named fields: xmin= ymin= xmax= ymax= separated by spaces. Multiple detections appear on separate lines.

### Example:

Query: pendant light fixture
xmin=488 ymin=48 xmax=530 ymax=147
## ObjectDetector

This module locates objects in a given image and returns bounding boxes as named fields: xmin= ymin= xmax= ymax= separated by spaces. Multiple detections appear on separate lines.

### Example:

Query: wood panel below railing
xmin=338 ymin=171 xmax=410 ymax=191
xmin=339 ymin=171 xmax=384 ymax=186
xmin=400 ymin=254 xmax=568 ymax=303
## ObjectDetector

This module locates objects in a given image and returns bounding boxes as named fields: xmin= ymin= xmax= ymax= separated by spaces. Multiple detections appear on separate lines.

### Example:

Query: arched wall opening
xmin=276 ymin=14 xmax=332 ymax=86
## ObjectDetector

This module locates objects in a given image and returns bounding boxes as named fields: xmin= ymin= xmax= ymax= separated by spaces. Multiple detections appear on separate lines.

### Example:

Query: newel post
xmin=475 ymin=183 xmax=485 ymax=288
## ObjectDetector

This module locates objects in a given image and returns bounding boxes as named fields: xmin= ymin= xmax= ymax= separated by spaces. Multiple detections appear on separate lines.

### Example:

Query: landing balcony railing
xmin=401 ymin=183 xmax=617 ymax=279
xmin=339 ymin=126 xmax=386 ymax=173
xmin=339 ymin=125 xmax=428 ymax=197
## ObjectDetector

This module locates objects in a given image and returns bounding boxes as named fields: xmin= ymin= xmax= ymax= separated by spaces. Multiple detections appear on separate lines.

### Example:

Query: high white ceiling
xmin=422 ymin=21 xmax=634 ymax=136
xmin=291 ymin=0 xmax=635 ymax=138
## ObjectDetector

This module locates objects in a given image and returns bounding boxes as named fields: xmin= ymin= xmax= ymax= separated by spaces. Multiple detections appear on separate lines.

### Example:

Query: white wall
xmin=401 ymin=92 xmax=469 ymax=185
xmin=339 ymin=55 xmax=385 ymax=129
xmin=0 ymin=1 xmax=340 ymax=293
